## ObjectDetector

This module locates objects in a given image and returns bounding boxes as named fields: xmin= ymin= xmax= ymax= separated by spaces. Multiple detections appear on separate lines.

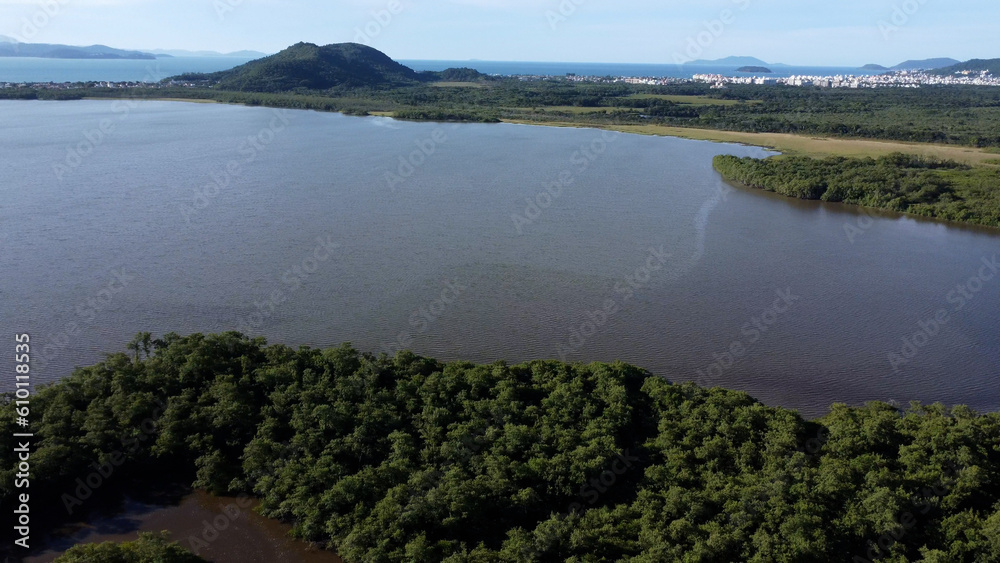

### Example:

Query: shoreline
xmin=719 ymin=176 xmax=1000 ymax=235
xmin=501 ymin=117 xmax=1000 ymax=166
xmin=15 ymin=97 xmax=1000 ymax=232
xmin=29 ymin=96 xmax=1000 ymax=166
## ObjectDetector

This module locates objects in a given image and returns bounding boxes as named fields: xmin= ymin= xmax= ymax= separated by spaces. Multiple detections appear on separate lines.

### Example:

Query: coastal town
xmin=691 ymin=69 xmax=1000 ymax=88
xmin=556 ymin=69 xmax=1000 ymax=88
xmin=4 ymin=69 xmax=999 ymax=92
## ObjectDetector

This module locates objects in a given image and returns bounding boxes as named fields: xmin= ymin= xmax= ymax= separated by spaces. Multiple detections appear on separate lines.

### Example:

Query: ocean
xmin=0 ymin=56 xmax=257 ymax=83
xmin=402 ymin=60 xmax=884 ymax=79
xmin=0 ymin=56 xmax=883 ymax=84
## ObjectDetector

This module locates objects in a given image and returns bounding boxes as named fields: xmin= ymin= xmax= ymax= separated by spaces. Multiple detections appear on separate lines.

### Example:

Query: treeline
xmin=367 ymin=82 xmax=1000 ymax=147
xmin=714 ymin=152 xmax=1000 ymax=228
xmin=393 ymin=108 xmax=500 ymax=123
xmin=8 ymin=80 xmax=1000 ymax=147
xmin=3 ymin=332 xmax=1000 ymax=562
xmin=697 ymin=85 xmax=1000 ymax=147
xmin=52 ymin=533 xmax=206 ymax=562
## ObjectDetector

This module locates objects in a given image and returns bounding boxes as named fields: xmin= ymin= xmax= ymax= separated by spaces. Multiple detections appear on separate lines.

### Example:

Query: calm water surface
xmin=402 ymin=60 xmax=885 ymax=79
xmin=1 ymin=100 xmax=998 ymax=420
xmin=0 ymin=56 xmax=257 ymax=83
xmin=24 ymin=489 xmax=342 ymax=563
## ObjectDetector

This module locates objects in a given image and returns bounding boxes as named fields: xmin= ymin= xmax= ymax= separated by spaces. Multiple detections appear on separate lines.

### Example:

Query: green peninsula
xmin=713 ymin=153 xmax=1000 ymax=228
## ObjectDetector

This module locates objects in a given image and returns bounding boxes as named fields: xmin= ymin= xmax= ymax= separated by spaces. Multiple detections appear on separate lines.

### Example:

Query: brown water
xmin=25 ymin=490 xmax=342 ymax=563
xmin=3 ymin=99 xmax=1000 ymax=563
xmin=1 ymin=100 xmax=998 ymax=420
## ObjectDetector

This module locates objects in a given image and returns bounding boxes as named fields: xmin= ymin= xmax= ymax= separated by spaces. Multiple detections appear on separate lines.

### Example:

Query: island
xmin=861 ymin=63 xmax=889 ymax=70
xmin=736 ymin=65 xmax=772 ymax=73
xmin=0 ymin=39 xmax=157 ymax=60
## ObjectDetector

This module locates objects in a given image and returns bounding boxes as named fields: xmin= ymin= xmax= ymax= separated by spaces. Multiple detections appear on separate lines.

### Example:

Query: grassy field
xmin=504 ymin=119 xmax=1000 ymax=166
xmin=626 ymin=93 xmax=743 ymax=106
xmin=72 ymin=91 xmax=1000 ymax=167
xmin=518 ymin=105 xmax=641 ymax=114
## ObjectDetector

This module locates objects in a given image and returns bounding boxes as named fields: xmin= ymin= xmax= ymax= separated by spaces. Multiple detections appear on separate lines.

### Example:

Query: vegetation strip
xmin=4 ymin=332 xmax=999 ymax=562
xmin=713 ymin=153 xmax=1000 ymax=229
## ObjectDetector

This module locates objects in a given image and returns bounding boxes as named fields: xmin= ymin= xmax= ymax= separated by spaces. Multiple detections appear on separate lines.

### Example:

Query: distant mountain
xmin=0 ymin=39 xmax=156 ymax=60
xmin=861 ymin=64 xmax=889 ymax=71
xmin=891 ymin=58 xmax=960 ymax=70
xmin=149 ymin=49 xmax=269 ymax=59
xmin=931 ymin=58 xmax=1000 ymax=76
xmin=180 ymin=42 xmax=423 ymax=91
xmin=685 ymin=56 xmax=786 ymax=67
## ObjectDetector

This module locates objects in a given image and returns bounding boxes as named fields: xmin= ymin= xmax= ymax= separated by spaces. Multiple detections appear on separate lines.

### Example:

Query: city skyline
xmin=0 ymin=0 xmax=997 ymax=66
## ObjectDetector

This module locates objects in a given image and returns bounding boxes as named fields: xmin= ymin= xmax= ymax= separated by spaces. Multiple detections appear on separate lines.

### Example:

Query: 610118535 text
xmin=13 ymin=333 xmax=32 ymax=550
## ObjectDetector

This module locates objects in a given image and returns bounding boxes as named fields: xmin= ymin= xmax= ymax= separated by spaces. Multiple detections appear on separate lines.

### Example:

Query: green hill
xmin=186 ymin=42 xmax=423 ymax=92
xmin=170 ymin=43 xmax=489 ymax=92
xmin=430 ymin=67 xmax=489 ymax=82
xmin=932 ymin=58 xmax=1000 ymax=76
xmin=892 ymin=57 xmax=960 ymax=70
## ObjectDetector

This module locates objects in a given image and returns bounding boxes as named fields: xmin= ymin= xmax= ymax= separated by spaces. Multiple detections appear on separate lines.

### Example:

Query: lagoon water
xmin=1 ymin=100 xmax=998 ymax=419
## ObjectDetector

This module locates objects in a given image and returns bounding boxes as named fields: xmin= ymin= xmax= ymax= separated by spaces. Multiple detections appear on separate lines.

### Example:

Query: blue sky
xmin=1 ymin=0 xmax=996 ymax=66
